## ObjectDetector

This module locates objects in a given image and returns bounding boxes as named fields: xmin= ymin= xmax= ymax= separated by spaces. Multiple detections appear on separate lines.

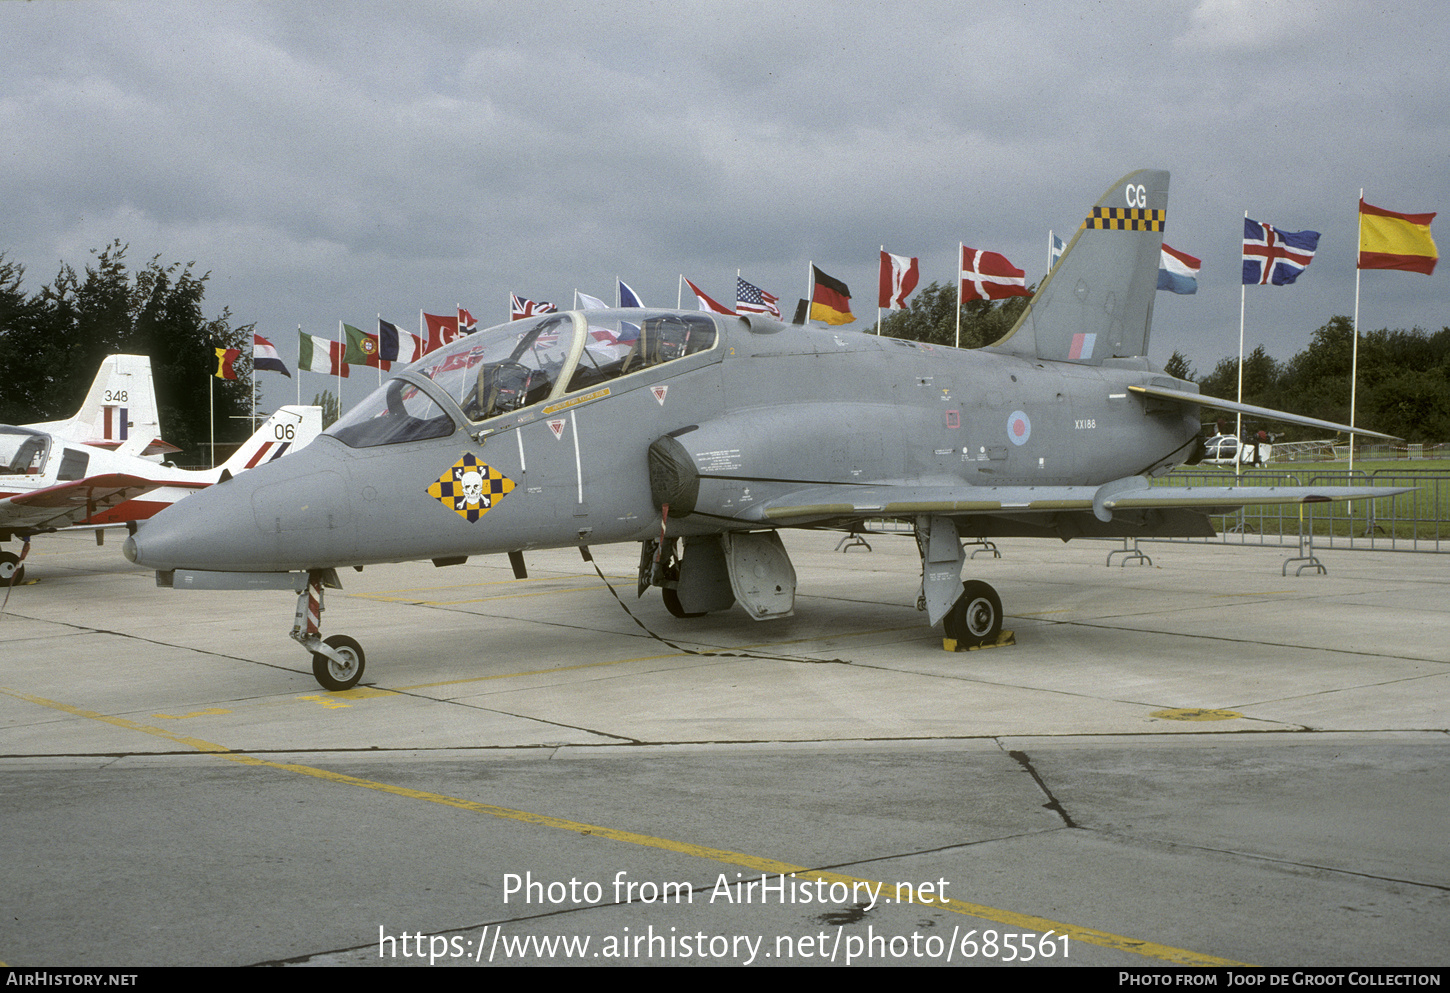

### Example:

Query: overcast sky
xmin=2 ymin=0 xmax=1446 ymax=415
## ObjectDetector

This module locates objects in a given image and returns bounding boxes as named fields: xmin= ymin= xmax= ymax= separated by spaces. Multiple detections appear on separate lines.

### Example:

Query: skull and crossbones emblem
xmin=426 ymin=453 xmax=515 ymax=522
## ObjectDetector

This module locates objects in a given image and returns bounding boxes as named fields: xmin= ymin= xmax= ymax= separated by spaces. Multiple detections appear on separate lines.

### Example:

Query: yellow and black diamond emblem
xmin=426 ymin=453 xmax=515 ymax=522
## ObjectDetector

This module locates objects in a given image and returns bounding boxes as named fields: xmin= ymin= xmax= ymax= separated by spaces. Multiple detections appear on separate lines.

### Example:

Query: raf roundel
xmin=427 ymin=453 xmax=516 ymax=522
xmin=1007 ymin=410 xmax=1031 ymax=446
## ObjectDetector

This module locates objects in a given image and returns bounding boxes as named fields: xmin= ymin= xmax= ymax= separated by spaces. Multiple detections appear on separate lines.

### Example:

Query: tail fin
xmin=986 ymin=170 xmax=1168 ymax=364
xmin=30 ymin=354 xmax=168 ymax=457
xmin=215 ymin=405 xmax=323 ymax=477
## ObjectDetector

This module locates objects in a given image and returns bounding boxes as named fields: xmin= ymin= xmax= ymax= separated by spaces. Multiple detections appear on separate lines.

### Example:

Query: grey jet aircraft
xmin=125 ymin=170 xmax=1406 ymax=690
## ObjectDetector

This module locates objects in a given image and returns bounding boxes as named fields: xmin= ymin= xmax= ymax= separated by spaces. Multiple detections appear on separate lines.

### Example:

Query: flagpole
xmin=208 ymin=359 xmax=215 ymax=469
xmin=1236 ymin=213 xmax=1247 ymax=481
xmin=677 ymin=275 xmax=683 ymax=310
xmin=807 ymin=261 xmax=815 ymax=327
xmin=1350 ymin=189 xmax=1363 ymax=478
xmin=295 ymin=325 xmax=301 ymax=406
xmin=336 ymin=320 xmax=343 ymax=416
xmin=955 ymin=243 xmax=963 ymax=349
xmin=877 ymin=246 xmax=883 ymax=335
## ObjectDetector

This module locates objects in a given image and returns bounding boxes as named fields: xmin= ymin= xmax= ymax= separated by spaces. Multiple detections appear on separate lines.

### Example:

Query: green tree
xmin=1163 ymin=350 xmax=1194 ymax=382
xmin=311 ymin=390 xmax=340 ymax=429
xmin=876 ymin=280 xmax=1033 ymax=349
xmin=0 ymin=242 xmax=253 ymax=454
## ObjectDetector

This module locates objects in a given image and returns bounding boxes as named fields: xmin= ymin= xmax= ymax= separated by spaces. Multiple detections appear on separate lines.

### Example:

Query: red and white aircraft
xmin=1 ymin=403 xmax=321 ymax=584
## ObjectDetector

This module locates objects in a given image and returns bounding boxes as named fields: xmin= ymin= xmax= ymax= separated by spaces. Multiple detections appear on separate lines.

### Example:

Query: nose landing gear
xmin=291 ymin=571 xmax=366 ymax=690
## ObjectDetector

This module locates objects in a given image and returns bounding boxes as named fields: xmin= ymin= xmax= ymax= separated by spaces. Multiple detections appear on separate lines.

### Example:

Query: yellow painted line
xmin=1 ymin=687 xmax=232 ymax=753
xmin=1151 ymin=708 xmax=1244 ymax=722
xmin=2 ymin=684 xmax=1247 ymax=967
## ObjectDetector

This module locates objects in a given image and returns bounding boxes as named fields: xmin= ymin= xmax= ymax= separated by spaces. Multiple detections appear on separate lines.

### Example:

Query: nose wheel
xmin=310 ymin=634 xmax=366 ymax=691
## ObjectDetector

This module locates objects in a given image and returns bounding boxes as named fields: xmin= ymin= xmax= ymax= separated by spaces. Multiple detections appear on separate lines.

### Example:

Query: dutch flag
xmin=1157 ymin=244 xmax=1201 ymax=295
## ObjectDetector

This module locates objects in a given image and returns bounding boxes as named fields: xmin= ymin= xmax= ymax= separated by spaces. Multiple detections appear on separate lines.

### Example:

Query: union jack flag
xmin=511 ymin=294 xmax=557 ymax=322
xmin=736 ymin=277 xmax=781 ymax=318
xmin=1243 ymin=219 xmax=1320 ymax=286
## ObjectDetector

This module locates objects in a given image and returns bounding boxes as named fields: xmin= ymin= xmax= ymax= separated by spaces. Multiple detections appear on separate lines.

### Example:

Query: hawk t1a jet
xmin=124 ymin=170 xmax=1404 ymax=691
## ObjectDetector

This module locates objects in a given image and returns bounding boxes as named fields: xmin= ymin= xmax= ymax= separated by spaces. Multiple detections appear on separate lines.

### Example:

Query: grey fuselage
xmin=127 ymin=309 xmax=1201 ymax=575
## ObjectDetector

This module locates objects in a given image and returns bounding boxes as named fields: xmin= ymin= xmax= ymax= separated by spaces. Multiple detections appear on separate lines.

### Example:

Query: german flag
xmin=213 ymin=347 xmax=240 ymax=380
xmin=809 ymin=266 xmax=854 ymax=325
xmin=1358 ymin=199 xmax=1437 ymax=275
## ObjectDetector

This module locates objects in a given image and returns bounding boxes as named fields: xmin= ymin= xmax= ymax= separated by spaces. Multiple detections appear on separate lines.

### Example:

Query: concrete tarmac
xmin=0 ymin=529 xmax=1445 ymax=968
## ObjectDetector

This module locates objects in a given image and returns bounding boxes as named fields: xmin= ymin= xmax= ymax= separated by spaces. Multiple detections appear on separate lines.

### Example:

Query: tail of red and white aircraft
xmin=27 ymin=354 xmax=176 ymax=460
xmin=211 ymin=406 xmax=324 ymax=481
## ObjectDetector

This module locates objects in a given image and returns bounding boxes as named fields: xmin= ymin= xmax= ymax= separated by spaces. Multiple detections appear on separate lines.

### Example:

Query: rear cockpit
xmin=327 ymin=309 xmax=721 ymax=448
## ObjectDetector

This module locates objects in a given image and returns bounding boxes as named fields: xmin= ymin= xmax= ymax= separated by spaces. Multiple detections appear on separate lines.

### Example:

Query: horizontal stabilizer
xmin=1129 ymin=385 xmax=1401 ymax=442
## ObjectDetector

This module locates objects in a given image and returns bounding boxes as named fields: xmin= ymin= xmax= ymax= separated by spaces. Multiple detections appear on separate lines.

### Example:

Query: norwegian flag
xmin=959 ymin=246 xmax=1031 ymax=301
xmin=736 ymin=276 xmax=781 ymax=318
xmin=1243 ymin=218 xmax=1320 ymax=286
xmin=458 ymin=307 xmax=477 ymax=333
xmin=511 ymin=294 xmax=556 ymax=322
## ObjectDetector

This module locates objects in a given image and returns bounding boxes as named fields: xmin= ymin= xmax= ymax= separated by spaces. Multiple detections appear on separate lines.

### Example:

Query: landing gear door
xmin=722 ymin=531 xmax=796 ymax=620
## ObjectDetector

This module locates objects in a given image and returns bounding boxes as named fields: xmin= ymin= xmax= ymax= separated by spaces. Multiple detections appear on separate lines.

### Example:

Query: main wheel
xmin=944 ymin=580 xmax=1002 ymax=648
xmin=0 ymin=551 xmax=23 ymax=586
xmin=312 ymin=634 xmax=366 ymax=690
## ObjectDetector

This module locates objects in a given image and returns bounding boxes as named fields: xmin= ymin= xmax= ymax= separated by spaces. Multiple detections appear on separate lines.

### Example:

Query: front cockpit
xmin=325 ymin=309 xmax=721 ymax=449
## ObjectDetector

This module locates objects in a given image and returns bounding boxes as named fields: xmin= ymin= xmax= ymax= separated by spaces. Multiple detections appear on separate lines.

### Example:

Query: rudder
xmin=987 ymin=170 xmax=1168 ymax=364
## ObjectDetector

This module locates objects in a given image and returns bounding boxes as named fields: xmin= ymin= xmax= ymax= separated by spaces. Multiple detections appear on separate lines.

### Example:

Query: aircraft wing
xmin=743 ymin=477 xmax=1412 ymax=529
xmin=0 ymin=474 xmax=164 ymax=531
xmin=1129 ymin=385 xmax=1401 ymax=442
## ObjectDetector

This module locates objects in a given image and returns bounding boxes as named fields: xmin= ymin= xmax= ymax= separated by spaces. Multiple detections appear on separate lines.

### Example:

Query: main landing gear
xmin=917 ymin=515 xmax=1004 ymax=649
xmin=291 ymin=571 xmax=366 ymax=690
xmin=1 ymin=549 xmax=24 ymax=587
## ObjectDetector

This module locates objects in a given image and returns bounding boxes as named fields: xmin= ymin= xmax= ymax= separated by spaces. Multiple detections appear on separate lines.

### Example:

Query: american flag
xmin=736 ymin=277 xmax=781 ymax=318
xmin=511 ymin=294 xmax=557 ymax=322
xmin=1243 ymin=219 xmax=1320 ymax=286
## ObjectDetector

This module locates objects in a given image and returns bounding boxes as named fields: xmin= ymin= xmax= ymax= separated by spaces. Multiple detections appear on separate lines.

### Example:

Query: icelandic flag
xmin=1243 ymin=218 xmax=1320 ymax=286
xmin=1157 ymin=244 xmax=1201 ymax=294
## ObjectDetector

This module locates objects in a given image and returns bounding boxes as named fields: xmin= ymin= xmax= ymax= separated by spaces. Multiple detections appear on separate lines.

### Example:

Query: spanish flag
xmin=213 ymin=347 xmax=241 ymax=380
xmin=809 ymin=265 xmax=854 ymax=325
xmin=1358 ymin=199 xmax=1437 ymax=275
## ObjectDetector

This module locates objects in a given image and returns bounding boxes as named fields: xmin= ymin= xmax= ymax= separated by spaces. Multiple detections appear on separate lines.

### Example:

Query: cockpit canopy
xmin=0 ymin=426 xmax=50 ymax=475
xmin=327 ymin=309 xmax=720 ymax=449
